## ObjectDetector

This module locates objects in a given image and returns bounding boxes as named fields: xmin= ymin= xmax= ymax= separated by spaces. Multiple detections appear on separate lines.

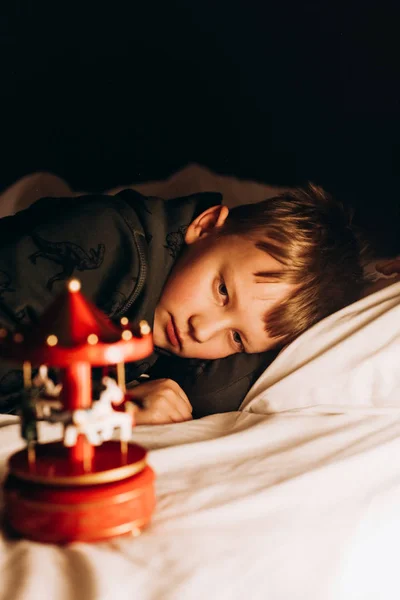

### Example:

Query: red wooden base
xmin=3 ymin=441 xmax=156 ymax=544
xmin=8 ymin=440 xmax=147 ymax=485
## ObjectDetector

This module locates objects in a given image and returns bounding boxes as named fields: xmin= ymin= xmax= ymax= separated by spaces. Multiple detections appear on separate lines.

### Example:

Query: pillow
xmin=0 ymin=164 xmax=288 ymax=220
xmin=240 ymin=280 xmax=400 ymax=414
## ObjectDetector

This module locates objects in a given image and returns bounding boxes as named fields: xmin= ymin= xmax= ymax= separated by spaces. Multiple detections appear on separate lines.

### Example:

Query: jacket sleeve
xmin=0 ymin=194 xmax=143 ymax=412
xmin=186 ymin=351 xmax=279 ymax=418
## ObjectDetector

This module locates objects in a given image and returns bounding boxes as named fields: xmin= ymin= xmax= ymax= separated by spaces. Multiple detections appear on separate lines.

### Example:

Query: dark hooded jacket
xmin=0 ymin=189 xmax=278 ymax=416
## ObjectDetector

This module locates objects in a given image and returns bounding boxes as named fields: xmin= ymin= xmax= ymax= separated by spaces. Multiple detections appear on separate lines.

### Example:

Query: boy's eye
xmin=233 ymin=331 xmax=244 ymax=351
xmin=218 ymin=282 xmax=228 ymax=296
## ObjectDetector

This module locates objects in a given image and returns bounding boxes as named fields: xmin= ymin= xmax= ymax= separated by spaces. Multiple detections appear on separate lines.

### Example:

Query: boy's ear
xmin=184 ymin=205 xmax=229 ymax=244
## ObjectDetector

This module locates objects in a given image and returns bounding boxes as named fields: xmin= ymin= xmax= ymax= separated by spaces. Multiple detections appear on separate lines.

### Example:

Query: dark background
xmin=1 ymin=1 xmax=399 ymax=254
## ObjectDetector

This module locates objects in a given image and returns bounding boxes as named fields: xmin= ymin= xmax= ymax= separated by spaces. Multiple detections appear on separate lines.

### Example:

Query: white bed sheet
xmin=1 ymin=169 xmax=400 ymax=599
xmin=1 ymin=408 xmax=400 ymax=600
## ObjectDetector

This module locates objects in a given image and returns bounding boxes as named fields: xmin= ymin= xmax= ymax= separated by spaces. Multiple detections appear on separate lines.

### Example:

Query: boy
xmin=0 ymin=184 xmax=364 ymax=422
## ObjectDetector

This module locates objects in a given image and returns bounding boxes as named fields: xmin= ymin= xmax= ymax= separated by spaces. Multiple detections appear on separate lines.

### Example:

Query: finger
xmin=163 ymin=410 xmax=192 ymax=424
xmin=163 ymin=389 xmax=193 ymax=418
xmin=177 ymin=391 xmax=192 ymax=412
xmin=135 ymin=406 xmax=171 ymax=425
xmin=167 ymin=404 xmax=193 ymax=422
xmin=142 ymin=395 xmax=191 ymax=425
xmin=140 ymin=405 xmax=191 ymax=425
xmin=164 ymin=380 xmax=192 ymax=411
xmin=169 ymin=401 xmax=193 ymax=422
xmin=128 ymin=379 xmax=191 ymax=410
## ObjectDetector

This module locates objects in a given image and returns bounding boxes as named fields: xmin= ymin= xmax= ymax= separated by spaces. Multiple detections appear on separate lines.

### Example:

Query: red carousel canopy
xmin=0 ymin=280 xmax=153 ymax=366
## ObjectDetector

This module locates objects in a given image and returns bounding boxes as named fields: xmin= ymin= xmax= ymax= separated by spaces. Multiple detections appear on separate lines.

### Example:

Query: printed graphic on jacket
xmin=29 ymin=234 xmax=105 ymax=290
xmin=0 ymin=271 xmax=14 ymax=299
xmin=0 ymin=270 xmax=33 ymax=327
xmin=164 ymin=226 xmax=187 ymax=259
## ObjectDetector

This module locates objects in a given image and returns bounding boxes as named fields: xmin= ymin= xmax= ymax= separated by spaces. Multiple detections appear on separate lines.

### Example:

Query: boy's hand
xmin=127 ymin=378 xmax=193 ymax=425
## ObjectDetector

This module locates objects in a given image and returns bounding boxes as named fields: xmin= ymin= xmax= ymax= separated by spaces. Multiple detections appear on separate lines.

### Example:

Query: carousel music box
xmin=0 ymin=279 xmax=155 ymax=544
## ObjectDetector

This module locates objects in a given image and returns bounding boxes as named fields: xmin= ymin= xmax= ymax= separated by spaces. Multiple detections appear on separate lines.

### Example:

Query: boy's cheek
xmin=181 ymin=344 xmax=233 ymax=360
xmin=162 ymin=286 xmax=198 ymax=308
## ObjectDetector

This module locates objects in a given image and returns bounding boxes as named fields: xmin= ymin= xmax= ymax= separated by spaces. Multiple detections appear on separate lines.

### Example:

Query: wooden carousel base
xmin=3 ymin=441 xmax=156 ymax=544
xmin=8 ymin=440 xmax=148 ymax=485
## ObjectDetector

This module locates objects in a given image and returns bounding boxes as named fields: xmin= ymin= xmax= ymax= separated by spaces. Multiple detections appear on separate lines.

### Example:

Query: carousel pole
xmin=60 ymin=278 xmax=94 ymax=469
xmin=22 ymin=360 xmax=36 ymax=470
xmin=116 ymin=361 xmax=128 ymax=461
xmin=62 ymin=361 xmax=93 ymax=468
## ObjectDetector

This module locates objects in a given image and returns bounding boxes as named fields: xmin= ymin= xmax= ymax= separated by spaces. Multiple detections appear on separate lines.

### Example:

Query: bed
xmin=1 ymin=167 xmax=400 ymax=600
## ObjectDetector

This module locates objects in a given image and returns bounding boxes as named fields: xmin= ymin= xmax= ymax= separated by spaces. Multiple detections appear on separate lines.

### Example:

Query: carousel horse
xmin=32 ymin=365 xmax=63 ymax=417
xmin=63 ymin=376 xmax=133 ymax=447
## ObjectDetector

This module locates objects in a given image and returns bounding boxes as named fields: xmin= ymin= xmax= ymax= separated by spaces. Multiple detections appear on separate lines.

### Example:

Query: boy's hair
xmin=218 ymin=184 xmax=365 ymax=347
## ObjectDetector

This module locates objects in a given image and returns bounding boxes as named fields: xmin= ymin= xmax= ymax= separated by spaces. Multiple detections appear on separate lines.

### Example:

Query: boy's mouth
xmin=166 ymin=316 xmax=182 ymax=350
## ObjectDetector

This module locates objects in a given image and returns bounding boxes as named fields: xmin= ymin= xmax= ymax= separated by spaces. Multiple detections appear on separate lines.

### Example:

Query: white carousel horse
xmin=32 ymin=365 xmax=63 ymax=417
xmin=63 ymin=376 xmax=133 ymax=447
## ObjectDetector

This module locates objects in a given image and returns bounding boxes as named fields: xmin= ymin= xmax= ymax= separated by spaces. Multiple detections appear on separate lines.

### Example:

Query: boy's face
xmin=154 ymin=206 xmax=295 ymax=359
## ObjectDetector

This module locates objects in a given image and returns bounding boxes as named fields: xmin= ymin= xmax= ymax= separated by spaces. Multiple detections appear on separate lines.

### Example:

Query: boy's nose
xmin=188 ymin=314 xmax=231 ymax=343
